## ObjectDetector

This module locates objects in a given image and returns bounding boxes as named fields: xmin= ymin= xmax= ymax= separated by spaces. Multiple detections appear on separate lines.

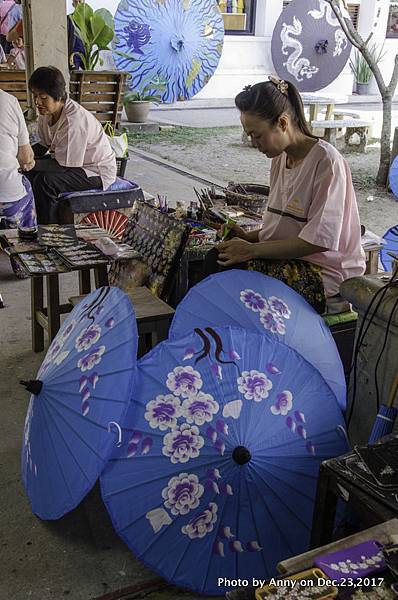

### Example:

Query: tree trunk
xmin=376 ymin=95 xmax=392 ymax=186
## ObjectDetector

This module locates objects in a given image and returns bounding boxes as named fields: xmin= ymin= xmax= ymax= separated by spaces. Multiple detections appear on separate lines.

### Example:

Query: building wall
xmin=73 ymin=0 xmax=398 ymax=98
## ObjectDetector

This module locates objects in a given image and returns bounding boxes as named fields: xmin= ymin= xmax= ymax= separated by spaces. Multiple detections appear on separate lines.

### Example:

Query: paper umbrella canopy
xmin=169 ymin=270 xmax=346 ymax=412
xmin=101 ymin=326 xmax=349 ymax=596
xmin=21 ymin=287 xmax=138 ymax=520
xmin=112 ymin=0 xmax=224 ymax=103
xmin=271 ymin=0 xmax=352 ymax=92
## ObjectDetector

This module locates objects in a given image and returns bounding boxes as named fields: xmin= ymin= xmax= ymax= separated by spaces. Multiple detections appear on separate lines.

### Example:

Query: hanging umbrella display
xmin=368 ymin=371 xmax=398 ymax=443
xmin=21 ymin=287 xmax=138 ymax=520
xmin=271 ymin=0 xmax=352 ymax=92
xmin=112 ymin=0 xmax=224 ymax=103
xmin=100 ymin=326 xmax=349 ymax=596
xmin=380 ymin=225 xmax=398 ymax=272
xmin=169 ymin=270 xmax=346 ymax=411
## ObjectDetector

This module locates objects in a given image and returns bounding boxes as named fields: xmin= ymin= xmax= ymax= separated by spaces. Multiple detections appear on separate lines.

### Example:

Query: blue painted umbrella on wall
xmin=101 ymin=326 xmax=349 ymax=596
xmin=271 ymin=0 xmax=352 ymax=92
xmin=112 ymin=0 xmax=225 ymax=103
xmin=21 ymin=287 xmax=138 ymax=520
xmin=169 ymin=270 xmax=347 ymax=412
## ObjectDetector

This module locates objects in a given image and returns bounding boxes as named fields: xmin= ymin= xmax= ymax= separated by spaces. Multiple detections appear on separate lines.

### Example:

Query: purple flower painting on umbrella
xmin=162 ymin=472 xmax=204 ymax=516
xmin=271 ymin=390 xmax=293 ymax=416
xmin=182 ymin=392 xmax=219 ymax=426
xmin=145 ymin=394 xmax=182 ymax=431
xmin=237 ymin=370 xmax=272 ymax=402
xmin=163 ymin=423 xmax=204 ymax=464
xmin=77 ymin=346 xmax=106 ymax=372
xmin=75 ymin=324 xmax=102 ymax=352
xmin=112 ymin=0 xmax=224 ymax=103
xmin=260 ymin=310 xmax=286 ymax=335
xmin=240 ymin=289 xmax=268 ymax=312
xmin=181 ymin=502 xmax=218 ymax=539
xmin=166 ymin=366 xmax=203 ymax=398
xmin=268 ymin=296 xmax=291 ymax=319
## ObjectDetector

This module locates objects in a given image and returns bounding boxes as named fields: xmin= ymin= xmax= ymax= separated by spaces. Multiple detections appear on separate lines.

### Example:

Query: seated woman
xmin=25 ymin=66 xmax=116 ymax=224
xmin=0 ymin=89 xmax=36 ymax=229
xmin=212 ymin=77 xmax=365 ymax=314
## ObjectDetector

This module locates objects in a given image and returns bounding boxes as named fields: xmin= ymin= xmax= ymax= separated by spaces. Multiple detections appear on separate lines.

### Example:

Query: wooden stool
xmin=69 ymin=286 xmax=175 ymax=356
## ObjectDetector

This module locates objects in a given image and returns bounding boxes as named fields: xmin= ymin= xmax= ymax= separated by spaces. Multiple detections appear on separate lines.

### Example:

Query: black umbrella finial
xmin=20 ymin=379 xmax=43 ymax=395
xmin=315 ymin=39 xmax=329 ymax=54
xmin=232 ymin=446 xmax=252 ymax=466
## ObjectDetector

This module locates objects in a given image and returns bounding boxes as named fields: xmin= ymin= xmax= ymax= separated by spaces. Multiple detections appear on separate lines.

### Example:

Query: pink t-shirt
xmin=38 ymin=98 xmax=116 ymax=190
xmin=259 ymin=139 xmax=366 ymax=298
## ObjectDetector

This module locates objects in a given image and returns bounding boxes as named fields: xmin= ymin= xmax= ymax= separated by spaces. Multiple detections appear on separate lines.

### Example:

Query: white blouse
xmin=38 ymin=98 xmax=117 ymax=190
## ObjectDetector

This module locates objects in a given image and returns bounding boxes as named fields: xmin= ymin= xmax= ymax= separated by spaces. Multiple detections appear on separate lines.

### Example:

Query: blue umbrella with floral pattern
xmin=170 ymin=270 xmax=346 ymax=412
xmin=112 ymin=0 xmax=224 ymax=103
xmin=21 ymin=287 xmax=138 ymax=520
xmin=100 ymin=326 xmax=348 ymax=596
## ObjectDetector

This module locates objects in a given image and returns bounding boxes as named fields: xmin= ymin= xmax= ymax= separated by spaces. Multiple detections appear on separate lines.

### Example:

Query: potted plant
xmin=123 ymin=78 xmax=166 ymax=123
xmin=350 ymin=44 xmax=385 ymax=95
xmin=71 ymin=2 xmax=115 ymax=70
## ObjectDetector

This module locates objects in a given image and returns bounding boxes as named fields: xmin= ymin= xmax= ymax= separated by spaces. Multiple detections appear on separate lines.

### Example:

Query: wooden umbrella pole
xmin=387 ymin=372 xmax=398 ymax=408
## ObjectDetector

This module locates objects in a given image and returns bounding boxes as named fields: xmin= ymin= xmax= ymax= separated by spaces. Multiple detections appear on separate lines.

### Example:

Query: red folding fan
xmin=80 ymin=210 xmax=129 ymax=240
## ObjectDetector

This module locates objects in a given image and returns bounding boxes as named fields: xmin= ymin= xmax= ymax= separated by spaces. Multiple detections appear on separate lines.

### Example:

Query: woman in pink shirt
xmin=25 ymin=66 xmax=116 ymax=224
xmin=215 ymin=77 xmax=365 ymax=314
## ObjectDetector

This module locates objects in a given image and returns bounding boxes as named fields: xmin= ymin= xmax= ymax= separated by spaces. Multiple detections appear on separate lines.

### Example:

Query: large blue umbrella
xmin=380 ymin=225 xmax=398 ymax=272
xmin=169 ymin=270 xmax=346 ymax=412
xmin=112 ymin=0 xmax=224 ymax=103
xmin=389 ymin=156 xmax=398 ymax=199
xmin=21 ymin=287 xmax=138 ymax=520
xmin=100 ymin=326 xmax=349 ymax=596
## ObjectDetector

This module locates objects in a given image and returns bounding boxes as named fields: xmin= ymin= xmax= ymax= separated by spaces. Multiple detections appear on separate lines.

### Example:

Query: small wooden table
xmin=70 ymin=286 xmax=175 ymax=356
xmin=1 ymin=229 xmax=109 ymax=352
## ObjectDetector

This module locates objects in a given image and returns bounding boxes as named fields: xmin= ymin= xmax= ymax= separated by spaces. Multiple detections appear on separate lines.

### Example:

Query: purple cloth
xmin=0 ymin=176 xmax=37 ymax=228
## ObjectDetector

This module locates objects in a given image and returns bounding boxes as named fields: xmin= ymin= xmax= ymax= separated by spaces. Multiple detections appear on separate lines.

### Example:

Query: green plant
xmin=123 ymin=78 xmax=167 ymax=104
xmin=71 ymin=3 xmax=114 ymax=70
xmin=350 ymin=43 xmax=386 ymax=84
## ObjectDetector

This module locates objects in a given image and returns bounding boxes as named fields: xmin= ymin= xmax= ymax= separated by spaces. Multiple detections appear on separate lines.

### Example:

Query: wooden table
xmin=1 ymin=229 xmax=109 ymax=352
xmin=301 ymin=93 xmax=348 ymax=131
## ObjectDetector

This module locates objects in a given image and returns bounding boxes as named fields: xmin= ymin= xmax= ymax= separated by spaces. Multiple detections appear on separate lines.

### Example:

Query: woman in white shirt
xmin=0 ymin=89 xmax=37 ymax=228
xmin=25 ymin=66 xmax=117 ymax=224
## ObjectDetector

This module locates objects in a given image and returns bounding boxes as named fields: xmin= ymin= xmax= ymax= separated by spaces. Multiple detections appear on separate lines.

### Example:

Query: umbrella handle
xmin=387 ymin=373 xmax=398 ymax=408
xmin=108 ymin=421 xmax=122 ymax=447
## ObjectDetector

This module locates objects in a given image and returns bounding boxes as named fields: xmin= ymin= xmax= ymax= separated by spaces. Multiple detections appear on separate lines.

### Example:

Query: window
xmin=283 ymin=1 xmax=360 ymax=31
xmin=386 ymin=3 xmax=398 ymax=38
xmin=217 ymin=0 xmax=257 ymax=35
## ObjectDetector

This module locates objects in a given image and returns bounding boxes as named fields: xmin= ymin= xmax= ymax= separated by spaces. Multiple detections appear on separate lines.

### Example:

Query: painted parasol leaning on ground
xmin=271 ymin=0 xmax=352 ymax=92
xmin=100 ymin=326 xmax=349 ymax=596
xmin=112 ymin=0 xmax=225 ymax=103
xmin=20 ymin=287 xmax=138 ymax=520
xmin=169 ymin=270 xmax=347 ymax=412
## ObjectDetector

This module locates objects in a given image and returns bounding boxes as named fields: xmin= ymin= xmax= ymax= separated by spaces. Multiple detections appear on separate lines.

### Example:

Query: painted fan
xmin=80 ymin=210 xmax=129 ymax=240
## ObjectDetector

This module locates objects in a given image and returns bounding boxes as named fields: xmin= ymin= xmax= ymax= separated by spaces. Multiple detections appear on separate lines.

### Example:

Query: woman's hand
xmin=17 ymin=144 xmax=35 ymax=171
xmin=219 ymin=222 xmax=248 ymax=241
xmin=217 ymin=237 xmax=256 ymax=267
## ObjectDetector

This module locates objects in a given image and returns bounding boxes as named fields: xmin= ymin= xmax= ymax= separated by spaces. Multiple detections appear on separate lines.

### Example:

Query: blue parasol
xmin=380 ymin=225 xmax=398 ymax=272
xmin=389 ymin=156 xmax=398 ymax=199
xmin=21 ymin=287 xmax=138 ymax=520
xmin=100 ymin=326 xmax=349 ymax=596
xmin=112 ymin=0 xmax=224 ymax=103
xmin=271 ymin=0 xmax=352 ymax=92
xmin=169 ymin=270 xmax=346 ymax=411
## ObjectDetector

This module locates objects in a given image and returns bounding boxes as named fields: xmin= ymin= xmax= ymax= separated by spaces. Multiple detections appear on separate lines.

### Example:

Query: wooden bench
xmin=0 ymin=69 xmax=27 ymax=111
xmin=311 ymin=118 xmax=372 ymax=152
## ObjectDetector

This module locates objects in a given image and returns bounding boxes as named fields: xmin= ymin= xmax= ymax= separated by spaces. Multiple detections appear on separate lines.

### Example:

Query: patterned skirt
xmin=0 ymin=177 xmax=37 ymax=229
xmin=247 ymin=258 xmax=326 ymax=314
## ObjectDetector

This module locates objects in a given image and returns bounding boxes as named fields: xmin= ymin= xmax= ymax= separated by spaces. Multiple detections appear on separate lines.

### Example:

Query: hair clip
xmin=268 ymin=75 xmax=288 ymax=95
xmin=243 ymin=84 xmax=252 ymax=92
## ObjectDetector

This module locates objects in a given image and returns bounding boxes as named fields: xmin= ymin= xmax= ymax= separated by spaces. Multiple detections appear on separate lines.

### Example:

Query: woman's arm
xmin=217 ymin=237 xmax=327 ymax=267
